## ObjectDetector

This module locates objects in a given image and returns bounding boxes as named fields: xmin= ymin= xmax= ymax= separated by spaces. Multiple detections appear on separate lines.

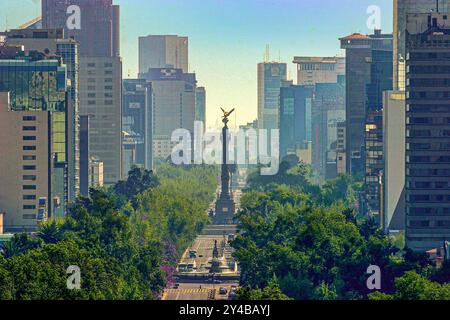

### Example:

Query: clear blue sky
xmin=0 ymin=0 xmax=393 ymax=127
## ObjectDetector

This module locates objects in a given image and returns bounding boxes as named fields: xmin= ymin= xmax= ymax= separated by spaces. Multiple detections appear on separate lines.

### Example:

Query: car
xmin=219 ymin=287 xmax=228 ymax=295
xmin=173 ymin=283 xmax=180 ymax=289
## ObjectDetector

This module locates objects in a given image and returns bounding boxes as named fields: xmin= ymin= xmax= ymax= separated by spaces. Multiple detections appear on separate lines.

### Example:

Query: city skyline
xmin=0 ymin=0 xmax=392 ymax=127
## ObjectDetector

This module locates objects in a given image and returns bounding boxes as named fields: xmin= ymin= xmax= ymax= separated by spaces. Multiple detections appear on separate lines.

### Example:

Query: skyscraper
xmin=0 ymin=45 xmax=71 ymax=232
xmin=122 ymin=79 xmax=153 ymax=170
xmin=139 ymin=35 xmax=189 ymax=74
xmin=340 ymin=30 xmax=392 ymax=177
xmin=393 ymin=0 xmax=450 ymax=91
xmin=42 ymin=0 xmax=123 ymax=185
xmin=41 ymin=0 xmax=120 ymax=57
xmin=279 ymin=85 xmax=314 ymax=158
xmin=257 ymin=62 xmax=287 ymax=131
xmin=364 ymin=34 xmax=393 ymax=222
xmin=140 ymin=68 xmax=196 ymax=160
xmin=4 ymin=28 xmax=80 ymax=201
xmin=405 ymin=12 xmax=450 ymax=251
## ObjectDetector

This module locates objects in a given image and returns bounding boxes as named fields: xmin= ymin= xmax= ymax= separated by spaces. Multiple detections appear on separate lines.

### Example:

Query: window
xmin=23 ymin=116 xmax=36 ymax=121
xmin=23 ymin=185 xmax=36 ymax=190
xmin=23 ymin=155 xmax=36 ymax=161
xmin=88 ymin=93 xmax=96 ymax=98
xmin=23 ymin=126 xmax=36 ymax=131
xmin=23 ymin=165 xmax=36 ymax=170
xmin=23 ymin=195 xmax=36 ymax=200
xmin=23 ymin=214 xmax=37 ymax=219
xmin=87 ymin=63 xmax=96 ymax=67
xmin=23 ymin=205 xmax=36 ymax=210
xmin=23 ymin=136 xmax=36 ymax=141
xmin=23 ymin=175 xmax=37 ymax=181
xmin=23 ymin=146 xmax=36 ymax=151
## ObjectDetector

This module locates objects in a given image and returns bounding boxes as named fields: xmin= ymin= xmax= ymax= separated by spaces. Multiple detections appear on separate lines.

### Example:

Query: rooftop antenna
xmin=437 ymin=0 xmax=439 ymax=13
xmin=278 ymin=50 xmax=281 ymax=63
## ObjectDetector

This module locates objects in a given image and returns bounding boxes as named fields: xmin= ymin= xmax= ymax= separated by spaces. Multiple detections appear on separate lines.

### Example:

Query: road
xmin=162 ymin=190 xmax=242 ymax=300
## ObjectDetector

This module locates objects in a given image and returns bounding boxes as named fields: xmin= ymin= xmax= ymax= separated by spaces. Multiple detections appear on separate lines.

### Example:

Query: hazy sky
xmin=0 ymin=0 xmax=393 ymax=127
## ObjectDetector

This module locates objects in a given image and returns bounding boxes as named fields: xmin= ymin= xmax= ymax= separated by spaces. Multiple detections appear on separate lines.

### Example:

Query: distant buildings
xmin=340 ymin=30 xmax=392 ymax=178
xmin=279 ymin=85 xmax=313 ymax=158
xmin=139 ymin=35 xmax=189 ymax=74
xmin=196 ymin=87 xmax=206 ymax=126
xmin=140 ymin=68 xmax=197 ymax=160
xmin=312 ymin=83 xmax=345 ymax=180
xmin=405 ymin=12 xmax=450 ymax=251
xmin=42 ymin=0 xmax=123 ymax=185
xmin=293 ymin=56 xmax=345 ymax=86
xmin=0 ymin=46 xmax=71 ymax=232
xmin=3 ymin=28 xmax=80 ymax=201
xmin=257 ymin=62 xmax=287 ymax=131
xmin=122 ymin=79 xmax=153 ymax=170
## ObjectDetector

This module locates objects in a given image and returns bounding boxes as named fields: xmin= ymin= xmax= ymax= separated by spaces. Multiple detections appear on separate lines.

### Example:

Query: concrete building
xmin=0 ymin=46 xmax=71 ymax=232
xmin=293 ymin=56 xmax=345 ymax=86
xmin=79 ymin=115 xmax=89 ymax=197
xmin=140 ymin=68 xmax=196 ymax=160
xmin=4 ymin=28 xmax=80 ymax=201
xmin=123 ymin=79 xmax=153 ymax=171
xmin=405 ymin=12 xmax=450 ymax=251
xmin=196 ymin=86 xmax=206 ymax=126
xmin=257 ymin=62 xmax=287 ymax=131
xmin=122 ymin=131 xmax=138 ymax=178
xmin=139 ymin=35 xmax=188 ymax=74
xmin=383 ymin=91 xmax=406 ymax=233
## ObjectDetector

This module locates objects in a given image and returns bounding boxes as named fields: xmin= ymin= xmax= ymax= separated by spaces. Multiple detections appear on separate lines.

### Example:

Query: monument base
xmin=214 ymin=197 xmax=236 ymax=225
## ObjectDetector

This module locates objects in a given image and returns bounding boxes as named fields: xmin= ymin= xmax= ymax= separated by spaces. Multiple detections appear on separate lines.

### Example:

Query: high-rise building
xmin=140 ymin=68 xmax=196 ymax=160
xmin=279 ymin=85 xmax=314 ymax=158
xmin=4 ymin=28 xmax=80 ymax=201
xmin=364 ymin=35 xmax=393 ymax=222
xmin=340 ymin=30 xmax=392 ymax=177
xmin=41 ymin=0 xmax=120 ymax=57
xmin=393 ymin=0 xmax=450 ymax=91
xmin=257 ymin=62 xmax=287 ymax=131
xmin=79 ymin=56 xmax=122 ymax=184
xmin=383 ymin=91 xmax=406 ymax=233
xmin=196 ymin=86 xmax=206 ymax=126
xmin=139 ymin=35 xmax=189 ymax=74
xmin=42 ymin=0 xmax=122 ymax=185
xmin=0 ymin=46 xmax=71 ymax=232
xmin=122 ymin=79 xmax=153 ymax=170
xmin=293 ymin=56 xmax=345 ymax=86
xmin=405 ymin=12 xmax=450 ymax=251
xmin=312 ymin=83 xmax=345 ymax=180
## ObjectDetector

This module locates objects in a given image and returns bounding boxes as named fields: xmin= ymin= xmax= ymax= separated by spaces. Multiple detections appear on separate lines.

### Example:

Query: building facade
xmin=279 ymin=85 xmax=314 ymax=158
xmin=257 ymin=62 xmax=287 ymax=131
xmin=0 ymin=47 xmax=71 ymax=232
xmin=4 ymin=28 xmax=80 ymax=201
xmin=405 ymin=13 xmax=450 ymax=251
xmin=139 ymin=35 xmax=188 ymax=74
xmin=140 ymin=68 xmax=196 ymax=160
xmin=293 ymin=56 xmax=345 ymax=86
xmin=123 ymin=79 xmax=153 ymax=171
